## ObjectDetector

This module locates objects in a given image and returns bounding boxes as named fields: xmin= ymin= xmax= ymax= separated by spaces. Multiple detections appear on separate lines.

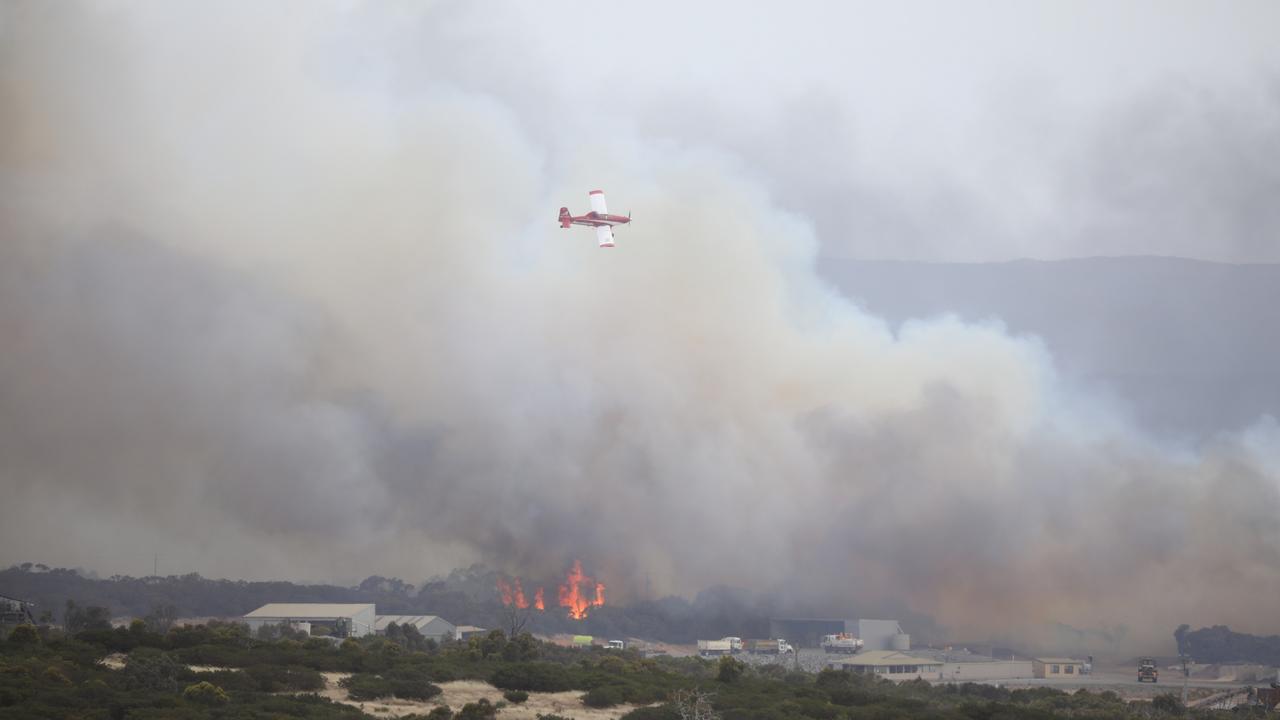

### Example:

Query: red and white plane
xmin=559 ymin=190 xmax=631 ymax=248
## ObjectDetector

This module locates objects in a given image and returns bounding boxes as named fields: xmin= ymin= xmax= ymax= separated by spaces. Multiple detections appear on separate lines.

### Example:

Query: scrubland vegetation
xmin=1 ymin=619 xmax=1260 ymax=719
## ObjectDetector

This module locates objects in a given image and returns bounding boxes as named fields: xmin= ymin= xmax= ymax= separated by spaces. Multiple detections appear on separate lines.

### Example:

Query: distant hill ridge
xmin=818 ymin=255 xmax=1280 ymax=437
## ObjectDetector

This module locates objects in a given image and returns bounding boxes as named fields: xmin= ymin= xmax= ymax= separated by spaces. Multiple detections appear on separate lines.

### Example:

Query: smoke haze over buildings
xmin=1 ymin=1 xmax=1278 ymax=652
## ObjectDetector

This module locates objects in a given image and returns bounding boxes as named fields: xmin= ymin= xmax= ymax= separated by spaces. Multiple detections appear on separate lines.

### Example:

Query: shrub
xmin=7 ymin=625 xmax=39 ymax=645
xmin=503 ymin=689 xmax=529 ymax=703
xmin=583 ymin=684 xmax=627 ymax=708
xmin=491 ymin=663 xmax=575 ymax=692
xmin=122 ymin=648 xmax=181 ymax=692
xmin=716 ymin=656 xmax=745 ymax=684
xmin=455 ymin=698 xmax=497 ymax=720
xmin=621 ymin=706 xmax=681 ymax=720
xmin=243 ymin=664 xmax=325 ymax=691
xmin=42 ymin=666 xmax=71 ymax=684
xmin=1152 ymin=693 xmax=1185 ymax=715
xmin=342 ymin=673 xmax=392 ymax=700
xmin=183 ymin=681 xmax=230 ymax=706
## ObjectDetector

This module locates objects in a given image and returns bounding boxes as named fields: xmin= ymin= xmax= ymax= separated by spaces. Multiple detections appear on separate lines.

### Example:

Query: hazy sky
xmin=1 ymin=1 xmax=1278 ymax=653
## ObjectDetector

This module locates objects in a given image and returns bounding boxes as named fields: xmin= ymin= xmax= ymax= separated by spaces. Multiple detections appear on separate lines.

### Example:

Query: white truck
xmin=821 ymin=633 xmax=864 ymax=654
xmin=698 ymin=637 xmax=743 ymax=657
xmin=745 ymin=638 xmax=795 ymax=655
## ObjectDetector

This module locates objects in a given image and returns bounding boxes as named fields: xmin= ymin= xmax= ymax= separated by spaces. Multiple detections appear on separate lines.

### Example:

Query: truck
xmin=697 ymin=637 xmax=743 ymax=657
xmin=745 ymin=638 xmax=795 ymax=655
xmin=1138 ymin=657 xmax=1158 ymax=683
xmin=606 ymin=640 xmax=626 ymax=650
xmin=821 ymin=633 xmax=864 ymax=654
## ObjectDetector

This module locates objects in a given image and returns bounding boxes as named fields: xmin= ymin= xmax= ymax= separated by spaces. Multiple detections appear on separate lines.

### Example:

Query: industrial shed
xmin=374 ymin=615 xmax=456 ymax=643
xmin=830 ymin=650 xmax=943 ymax=680
xmin=243 ymin=603 xmax=376 ymax=638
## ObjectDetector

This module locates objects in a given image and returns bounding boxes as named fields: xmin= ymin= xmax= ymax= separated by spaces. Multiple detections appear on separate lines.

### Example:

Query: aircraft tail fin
xmin=558 ymin=207 xmax=572 ymax=228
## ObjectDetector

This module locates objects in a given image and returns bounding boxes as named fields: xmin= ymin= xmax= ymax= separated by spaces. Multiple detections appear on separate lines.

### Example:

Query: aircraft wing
xmin=595 ymin=225 xmax=615 ymax=248
xmin=589 ymin=190 xmax=608 ymax=214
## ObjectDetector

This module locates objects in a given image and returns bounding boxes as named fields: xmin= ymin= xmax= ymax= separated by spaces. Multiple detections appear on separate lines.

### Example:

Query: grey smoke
xmin=1 ymin=1 xmax=1278 ymax=654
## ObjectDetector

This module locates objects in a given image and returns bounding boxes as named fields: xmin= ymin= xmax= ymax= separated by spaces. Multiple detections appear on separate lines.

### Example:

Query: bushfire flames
xmin=497 ymin=560 xmax=604 ymax=620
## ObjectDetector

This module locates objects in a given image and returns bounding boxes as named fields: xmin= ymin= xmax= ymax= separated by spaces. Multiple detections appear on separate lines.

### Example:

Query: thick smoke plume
xmin=1 ymin=2 xmax=1278 ymax=653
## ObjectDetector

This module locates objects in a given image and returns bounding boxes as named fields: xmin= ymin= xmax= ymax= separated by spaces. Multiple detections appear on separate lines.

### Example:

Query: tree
xmin=501 ymin=600 xmax=533 ymax=638
xmin=64 ymin=600 xmax=112 ymax=633
xmin=716 ymin=656 xmax=744 ymax=683
xmin=183 ymin=681 xmax=230 ymax=706
xmin=144 ymin=604 xmax=177 ymax=634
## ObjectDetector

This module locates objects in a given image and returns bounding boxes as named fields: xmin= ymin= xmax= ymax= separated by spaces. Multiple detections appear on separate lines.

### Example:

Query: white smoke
xmin=1 ymin=1 xmax=1277 ymax=653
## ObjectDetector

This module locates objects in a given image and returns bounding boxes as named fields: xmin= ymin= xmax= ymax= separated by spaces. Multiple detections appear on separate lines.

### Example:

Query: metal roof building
xmin=243 ymin=603 xmax=376 ymax=638
xmin=374 ymin=614 xmax=456 ymax=642
xmin=829 ymin=650 xmax=943 ymax=680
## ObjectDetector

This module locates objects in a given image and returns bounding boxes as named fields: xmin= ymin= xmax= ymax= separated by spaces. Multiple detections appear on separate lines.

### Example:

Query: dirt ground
xmin=314 ymin=674 xmax=644 ymax=719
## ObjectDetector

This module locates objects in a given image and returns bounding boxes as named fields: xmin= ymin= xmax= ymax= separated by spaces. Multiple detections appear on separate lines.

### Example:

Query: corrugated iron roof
xmin=244 ymin=603 xmax=374 ymax=618
xmin=834 ymin=650 xmax=942 ymax=667
xmin=374 ymin=614 xmax=451 ymax=631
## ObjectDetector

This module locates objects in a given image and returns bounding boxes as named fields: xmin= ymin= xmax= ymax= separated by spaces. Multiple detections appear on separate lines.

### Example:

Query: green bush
xmin=183 ymin=680 xmax=230 ymax=706
xmin=583 ymin=683 xmax=627 ymax=707
xmin=455 ymin=698 xmax=497 ymax=720
xmin=121 ymin=647 xmax=181 ymax=692
xmin=6 ymin=625 xmax=38 ymax=645
xmin=342 ymin=672 xmax=393 ymax=700
xmin=490 ymin=663 xmax=575 ymax=692
xmin=621 ymin=706 xmax=681 ymax=720
xmin=244 ymin=663 xmax=326 ymax=691
xmin=503 ymin=689 xmax=529 ymax=703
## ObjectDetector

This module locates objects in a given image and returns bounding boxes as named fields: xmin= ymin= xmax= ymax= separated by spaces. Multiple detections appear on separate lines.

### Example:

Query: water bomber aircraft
xmin=559 ymin=189 xmax=631 ymax=248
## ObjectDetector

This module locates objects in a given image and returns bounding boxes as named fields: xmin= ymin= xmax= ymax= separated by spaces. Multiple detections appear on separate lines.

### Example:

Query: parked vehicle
xmin=697 ymin=637 xmax=743 ymax=657
xmin=1138 ymin=657 xmax=1158 ymax=683
xmin=606 ymin=640 xmax=625 ymax=650
xmin=745 ymin=638 xmax=795 ymax=654
xmin=822 ymin=633 xmax=864 ymax=654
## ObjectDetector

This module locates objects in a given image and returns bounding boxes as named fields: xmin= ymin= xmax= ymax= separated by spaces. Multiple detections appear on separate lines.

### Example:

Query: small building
xmin=830 ymin=650 xmax=943 ymax=681
xmin=1033 ymin=657 xmax=1086 ymax=678
xmin=243 ymin=603 xmax=376 ymax=638
xmin=374 ymin=615 xmax=456 ymax=643
xmin=455 ymin=625 xmax=487 ymax=641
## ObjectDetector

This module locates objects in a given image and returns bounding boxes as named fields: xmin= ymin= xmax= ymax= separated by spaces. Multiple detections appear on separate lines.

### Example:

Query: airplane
xmin=559 ymin=190 xmax=631 ymax=248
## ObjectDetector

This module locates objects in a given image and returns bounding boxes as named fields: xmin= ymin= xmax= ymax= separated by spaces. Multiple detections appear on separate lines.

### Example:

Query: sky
xmin=1 ymin=1 xmax=1278 ymax=653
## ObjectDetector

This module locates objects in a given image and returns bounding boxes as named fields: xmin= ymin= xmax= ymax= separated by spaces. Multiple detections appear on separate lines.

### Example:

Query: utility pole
xmin=1180 ymin=653 xmax=1190 ymax=706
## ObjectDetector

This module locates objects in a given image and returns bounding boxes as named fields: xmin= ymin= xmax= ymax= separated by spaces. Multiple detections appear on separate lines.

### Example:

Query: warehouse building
xmin=374 ymin=614 xmax=456 ymax=643
xmin=243 ymin=603 xmax=376 ymax=638
xmin=1033 ymin=657 xmax=1087 ymax=678
xmin=830 ymin=650 xmax=943 ymax=680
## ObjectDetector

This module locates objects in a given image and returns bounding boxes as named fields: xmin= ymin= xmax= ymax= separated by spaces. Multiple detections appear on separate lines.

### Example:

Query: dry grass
xmin=311 ymin=674 xmax=643 ymax=719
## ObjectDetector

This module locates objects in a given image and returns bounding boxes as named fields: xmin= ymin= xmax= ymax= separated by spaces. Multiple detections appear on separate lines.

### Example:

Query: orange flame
xmin=534 ymin=587 xmax=545 ymax=611
xmin=558 ymin=559 xmax=605 ymax=620
xmin=497 ymin=577 xmax=529 ymax=609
